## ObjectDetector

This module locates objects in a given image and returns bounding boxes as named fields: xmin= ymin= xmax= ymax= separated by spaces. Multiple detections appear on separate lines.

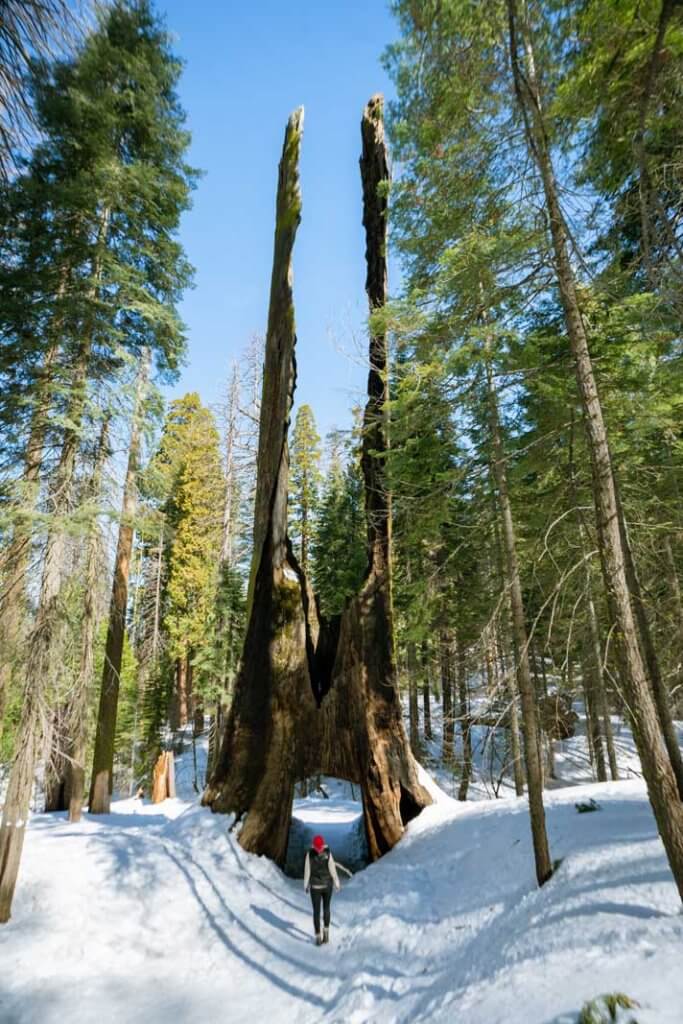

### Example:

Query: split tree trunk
xmin=508 ymin=0 xmax=683 ymax=901
xmin=89 ymin=352 xmax=149 ymax=814
xmin=203 ymin=99 xmax=431 ymax=865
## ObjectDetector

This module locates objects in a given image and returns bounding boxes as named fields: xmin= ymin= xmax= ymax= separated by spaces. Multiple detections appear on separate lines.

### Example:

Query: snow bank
xmin=1 ymin=776 xmax=682 ymax=1023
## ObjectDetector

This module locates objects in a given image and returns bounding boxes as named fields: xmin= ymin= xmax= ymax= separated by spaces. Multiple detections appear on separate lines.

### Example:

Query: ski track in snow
xmin=2 ymin=773 xmax=683 ymax=1023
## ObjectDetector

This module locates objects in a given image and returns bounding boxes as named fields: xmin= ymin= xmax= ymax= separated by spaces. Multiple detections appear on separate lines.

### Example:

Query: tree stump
xmin=151 ymin=751 xmax=175 ymax=803
xmin=202 ymin=99 xmax=432 ymax=865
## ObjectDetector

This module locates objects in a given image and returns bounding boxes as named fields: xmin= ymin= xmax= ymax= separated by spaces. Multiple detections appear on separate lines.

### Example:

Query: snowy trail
xmin=2 ymin=781 xmax=683 ymax=1023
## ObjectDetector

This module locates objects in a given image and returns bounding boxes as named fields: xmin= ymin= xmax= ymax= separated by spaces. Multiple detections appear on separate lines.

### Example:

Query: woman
xmin=303 ymin=834 xmax=341 ymax=945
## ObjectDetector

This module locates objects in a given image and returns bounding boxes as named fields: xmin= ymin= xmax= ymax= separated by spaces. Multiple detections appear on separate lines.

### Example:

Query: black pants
xmin=310 ymin=884 xmax=332 ymax=933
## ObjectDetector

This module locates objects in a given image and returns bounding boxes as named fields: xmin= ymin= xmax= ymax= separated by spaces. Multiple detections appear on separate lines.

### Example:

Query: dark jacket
xmin=303 ymin=846 xmax=341 ymax=891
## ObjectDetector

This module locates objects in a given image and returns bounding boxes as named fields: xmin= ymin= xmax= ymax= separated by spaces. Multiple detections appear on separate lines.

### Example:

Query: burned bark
xmin=203 ymin=99 xmax=431 ymax=865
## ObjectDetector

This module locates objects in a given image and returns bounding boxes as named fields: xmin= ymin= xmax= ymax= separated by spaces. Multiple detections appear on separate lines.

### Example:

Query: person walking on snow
xmin=304 ymin=834 xmax=340 ymax=945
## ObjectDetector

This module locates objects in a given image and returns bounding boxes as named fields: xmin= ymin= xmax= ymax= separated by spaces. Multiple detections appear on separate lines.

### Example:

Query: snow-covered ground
xmin=2 ymin=770 xmax=683 ymax=1023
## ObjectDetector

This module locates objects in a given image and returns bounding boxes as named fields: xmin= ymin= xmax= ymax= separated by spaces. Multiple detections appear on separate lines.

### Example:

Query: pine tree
xmin=0 ymin=0 xmax=195 ymax=923
xmin=152 ymin=393 xmax=224 ymax=731
xmin=311 ymin=435 xmax=366 ymax=617
xmin=289 ymin=404 xmax=322 ymax=574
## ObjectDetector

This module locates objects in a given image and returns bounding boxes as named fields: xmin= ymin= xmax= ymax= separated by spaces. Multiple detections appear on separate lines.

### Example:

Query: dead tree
xmin=203 ymin=98 xmax=431 ymax=864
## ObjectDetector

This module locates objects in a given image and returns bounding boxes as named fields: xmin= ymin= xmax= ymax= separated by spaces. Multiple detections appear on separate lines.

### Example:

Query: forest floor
xmin=2 ymin=732 xmax=683 ymax=1023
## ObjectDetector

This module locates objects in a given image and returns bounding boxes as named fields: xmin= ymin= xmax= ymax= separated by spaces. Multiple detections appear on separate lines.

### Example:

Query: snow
xmin=2 ymin=766 xmax=683 ymax=1023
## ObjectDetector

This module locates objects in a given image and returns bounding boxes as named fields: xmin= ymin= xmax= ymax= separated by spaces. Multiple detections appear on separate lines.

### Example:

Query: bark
xmin=203 ymin=101 xmax=431 ymax=865
xmin=175 ymin=656 xmax=189 ymax=730
xmin=487 ymin=356 xmax=552 ymax=884
xmin=664 ymin=536 xmax=683 ymax=650
xmin=456 ymin=638 xmax=472 ymax=802
xmin=616 ymin=487 xmax=683 ymax=798
xmin=0 ymin=333 xmax=93 ymax=922
xmin=585 ymin=571 xmax=619 ymax=781
xmin=422 ymin=643 xmax=432 ymax=741
xmin=68 ymin=415 xmax=111 ymax=821
xmin=89 ymin=352 xmax=149 ymax=814
xmin=407 ymin=642 xmax=420 ymax=754
xmin=0 ymin=341 xmax=59 ymax=738
xmin=508 ymin=0 xmax=683 ymax=901
xmin=581 ymin=650 xmax=607 ymax=783
xmin=151 ymin=751 xmax=175 ymax=803
xmin=500 ymin=640 xmax=525 ymax=796
xmin=440 ymin=631 xmax=454 ymax=764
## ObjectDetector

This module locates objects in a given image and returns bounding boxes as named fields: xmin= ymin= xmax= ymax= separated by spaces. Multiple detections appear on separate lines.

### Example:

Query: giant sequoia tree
xmin=203 ymin=98 xmax=431 ymax=863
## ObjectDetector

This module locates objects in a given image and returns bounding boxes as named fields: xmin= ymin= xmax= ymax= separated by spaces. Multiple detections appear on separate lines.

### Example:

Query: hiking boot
xmin=315 ymin=931 xmax=323 ymax=946
xmin=323 ymin=927 xmax=329 ymax=944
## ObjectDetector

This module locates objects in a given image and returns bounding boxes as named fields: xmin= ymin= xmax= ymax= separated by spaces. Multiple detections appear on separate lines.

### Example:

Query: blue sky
xmin=158 ymin=0 xmax=399 ymax=442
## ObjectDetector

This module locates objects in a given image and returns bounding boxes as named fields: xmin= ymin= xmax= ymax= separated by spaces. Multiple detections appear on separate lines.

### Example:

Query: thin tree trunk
xmin=581 ymin=649 xmax=607 ymax=783
xmin=616 ymin=486 xmax=683 ymax=797
xmin=508 ymin=0 xmax=683 ymax=901
xmin=585 ymin=571 xmax=619 ymax=781
xmin=456 ymin=637 xmax=472 ymax=801
xmin=664 ymin=537 xmax=683 ymax=662
xmin=0 ymin=332 xmax=93 ymax=921
xmin=500 ymin=638 xmax=525 ymax=796
xmin=487 ymin=356 xmax=552 ymax=884
xmin=89 ymin=352 xmax=149 ymax=814
xmin=408 ymin=641 xmax=420 ymax=755
xmin=422 ymin=642 xmax=432 ymax=742
xmin=441 ymin=630 xmax=454 ymax=764
xmin=0 ymin=342 xmax=60 ymax=737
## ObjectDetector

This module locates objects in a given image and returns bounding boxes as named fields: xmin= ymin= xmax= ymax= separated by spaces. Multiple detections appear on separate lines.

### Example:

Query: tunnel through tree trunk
xmin=202 ymin=98 xmax=432 ymax=865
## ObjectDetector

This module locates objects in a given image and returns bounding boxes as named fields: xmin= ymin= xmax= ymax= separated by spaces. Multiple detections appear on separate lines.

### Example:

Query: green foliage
xmin=192 ymin=561 xmax=246 ymax=706
xmin=153 ymin=393 xmax=224 ymax=666
xmin=578 ymin=993 xmax=640 ymax=1024
xmin=289 ymin=404 xmax=322 ymax=572
xmin=311 ymin=436 xmax=366 ymax=617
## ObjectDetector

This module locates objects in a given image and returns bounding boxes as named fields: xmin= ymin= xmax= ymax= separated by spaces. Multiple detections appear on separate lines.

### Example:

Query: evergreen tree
xmin=311 ymin=435 xmax=366 ymax=617
xmin=152 ymin=393 xmax=224 ymax=730
xmin=289 ymin=404 xmax=322 ymax=573
xmin=0 ymin=0 xmax=195 ymax=923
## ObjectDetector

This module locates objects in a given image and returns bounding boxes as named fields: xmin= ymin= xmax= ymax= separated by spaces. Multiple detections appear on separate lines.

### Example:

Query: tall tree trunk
xmin=68 ymin=415 xmax=111 ymax=822
xmin=422 ymin=642 xmax=432 ymax=741
xmin=508 ymin=0 xmax=683 ymax=901
xmin=407 ymin=641 xmax=420 ymax=755
xmin=0 ymin=333 xmax=93 ymax=922
xmin=441 ymin=630 xmax=454 ymax=764
xmin=487 ymin=357 xmax=552 ymax=884
xmin=89 ymin=352 xmax=149 ymax=814
xmin=585 ymin=569 xmax=619 ymax=781
xmin=581 ymin=649 xmax=607 ymax=783
xmin=664 ymin=536 xmax=683 ymax=648
xmin=616 ymin=486 xmax=683 ymax=797
xmin=500 ymin=637 xmax=525 ymax=796
xmin=203 ymin=101 xmax=431 ymax=864
xmin=0 ymin=342 xmax=60 ymax=738
xmin=456 ymin=637 xmax=472 ymax=802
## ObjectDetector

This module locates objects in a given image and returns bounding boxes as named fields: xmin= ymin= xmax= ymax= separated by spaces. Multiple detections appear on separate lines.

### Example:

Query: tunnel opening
xmin=283 ymin=777 xmax=370 ymax=878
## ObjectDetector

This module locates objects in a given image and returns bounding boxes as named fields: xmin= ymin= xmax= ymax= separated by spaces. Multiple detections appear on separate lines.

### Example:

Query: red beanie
xmin=312 ymin=835 xmax=325 ymax=852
